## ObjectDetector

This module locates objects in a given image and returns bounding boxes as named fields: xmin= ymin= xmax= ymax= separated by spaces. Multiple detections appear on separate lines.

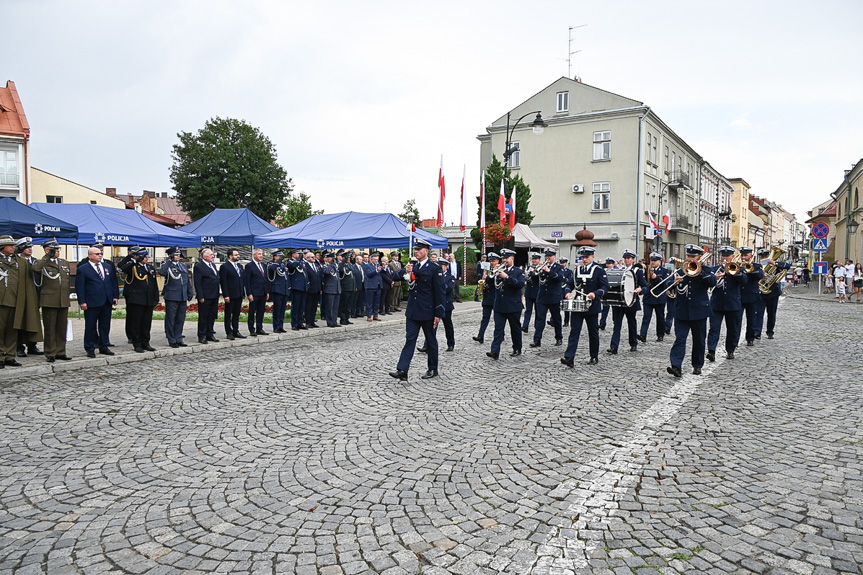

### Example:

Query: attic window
xmin=556 ymin=91 xmax=569 ymax=113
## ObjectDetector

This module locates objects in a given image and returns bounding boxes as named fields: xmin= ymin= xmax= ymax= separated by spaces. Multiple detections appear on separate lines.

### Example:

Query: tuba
xmin=758 ymin=246 xmax=786 ymax=294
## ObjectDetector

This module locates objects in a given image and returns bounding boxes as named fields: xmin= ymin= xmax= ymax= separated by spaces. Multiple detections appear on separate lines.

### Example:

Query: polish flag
xmin=459 ymin=165 xmax=468 ymax=232
xmin=508 ymin=186 xmax=516 ymax=228
xmin=479 ymin=171 xmax=486 ymax=232
xmin=648 ymin=212 xmax=660 ymax=233
xmin=663 ymin=209 xmax=671 ymax=233
xmin=436 ymin=156 xmax=445 ymax=228
xmin=498 ymin=179 xmax=506 ymax=225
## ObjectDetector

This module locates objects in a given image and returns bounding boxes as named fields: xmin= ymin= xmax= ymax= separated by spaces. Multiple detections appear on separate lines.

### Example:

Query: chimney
xmin=106 ymin=187 xmax=116 ymax=197
xmin=146 ymin=190 xmax=156 ymax=198
xmin=162 ymin=192 xmax=168 ymax=198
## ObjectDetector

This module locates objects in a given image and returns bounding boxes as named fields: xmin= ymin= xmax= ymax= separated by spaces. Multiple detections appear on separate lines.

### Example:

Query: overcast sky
xmin=4 ymin=0 xmax=861 ymax=225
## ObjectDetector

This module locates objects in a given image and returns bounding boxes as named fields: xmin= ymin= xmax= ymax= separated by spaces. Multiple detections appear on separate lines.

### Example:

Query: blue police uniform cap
xmin=560 ymin=257 xmax=568 ymax=262
xmin=544 ymin=248 xmax=556 ymax=256
xmin=166 ymin=246 xmax=181 ymax=256
xmin=685 ymin=244 xmax=704 ymax=256
xmin=487 ymin=252 xmax=501 ymax=260
xmin=577 ymin=246 xmax=595 ymax=256
xmin=758 ymin=248 xmax=770 ymax=257
xmin=91 ymin=243 xmax=104 ymax=250
xmin=135 ymin=248 xmax=149 ymax=257
xmin=719 ymin=245 xmax=735 ymax=256
xmin=622 ymin=249 xmax=637 ymax=259
xmin=414 ymin=238 xmax=433 ymax=249
xmin=739 ymin=246 xmax=753 ymax=254
xmin=604 ymin=256 xmax=615 ymax=264
xmin=649 ymin=252 xmax=663 ymax=261
xmin=530 ymin=253 xmax=541 ymax=260
xmin=500 ymin=248 xmax=516 ymax=257
xmin=271 ymin=250 xmax=284 ymax=258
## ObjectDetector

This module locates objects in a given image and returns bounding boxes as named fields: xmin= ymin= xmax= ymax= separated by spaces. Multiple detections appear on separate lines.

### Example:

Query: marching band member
xmin=598 ymin=257 xmax=615 ymax=330
xmin=320 ymin=251 xmax=342 ymax=328
xmin=707 ymin=246 xmax=747 ymax=361
xmin=473 ymin=252 xmax=499 ymax=344
xmin=487 ymin=248 xmax=525 ymax=359
xmin=739 ymin=246 xmax=764 ymax=346
xmin=755 ymin=246 xmax=791 ymax=340
xmin=607 ymin=249 xmax=647 ymax=354
xmin=267 ymin=250 xmax=291 ymax=333
xmin=158 ymin=246 xmax=194 ymax=348
xmin=530 ymin=248 xmax=564 ymax=348
xmin=559 ymin=257 xmax=573 ymax=327
xmin=521 ymin=252 xmax=541 ymax=334
xmin=638 ymin=252 xmax=670 ymax=343
xmin=667 ymin=244 xmax=716 ymax=378
xmin=389 ymin=238 xmax=445 ymax=381
xmin=560 ymin=246 xmax=608 ymax=367
xmin=32 ymin=239 xmax=71 ymax=362
xmin=438 ymin=260 xmax=456 ymax=351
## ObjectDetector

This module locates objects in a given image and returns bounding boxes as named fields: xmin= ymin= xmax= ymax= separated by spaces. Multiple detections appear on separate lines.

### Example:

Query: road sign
xmin=812 ymin=222 xmax=830 ymax=239
xmin=550 ymin=231 xmax=563 ymax=238
xmin=813 ymin=238 xmax=828 ymax=251
xmin=652 ymin=235 xmax=663 ymax=251
xmin=814 ymin=261 xmax=828 ymax=275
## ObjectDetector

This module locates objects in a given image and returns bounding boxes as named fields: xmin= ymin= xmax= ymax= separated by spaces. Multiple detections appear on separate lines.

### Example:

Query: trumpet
xmin=649 ymin=253 xmax=712 ymax=298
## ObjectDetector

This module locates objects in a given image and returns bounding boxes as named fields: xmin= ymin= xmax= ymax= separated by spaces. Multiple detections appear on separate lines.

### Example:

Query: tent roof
xmin=0 ymin=198 xmax=79 ymax=238
xmin=29 ymin=203 xmax=200 ymax=246
xmin=512 ymin=223 xmax=557 ymax=249
xmin=179 ymin=208 xmax=278 ymax=245
xmin=255 ymin=212 xmax=448 ymax=249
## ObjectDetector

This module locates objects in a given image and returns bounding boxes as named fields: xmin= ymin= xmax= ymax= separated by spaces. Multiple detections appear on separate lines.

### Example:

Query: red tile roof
xmin=0 ymin=81 xmax=30 ymax=138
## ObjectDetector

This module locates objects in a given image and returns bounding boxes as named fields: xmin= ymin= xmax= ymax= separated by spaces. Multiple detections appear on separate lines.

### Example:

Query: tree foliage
xmin=470 ymin=155 xmax=534 ymax=249
xmin=274 ymin=191 xmax=323 ymax=228
xmin=170 ymin=117 xmax=293 ymax=221
xmin=398 ymin=199 xmax=422 ymax=226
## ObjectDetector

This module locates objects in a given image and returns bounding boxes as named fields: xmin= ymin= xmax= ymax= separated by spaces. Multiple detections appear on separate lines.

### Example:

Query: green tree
xmin=170 ymin=117 xmax=293 ymax=221
xmin=274 ymin=191 xmax=323 ymax=228
xmin=470 ymin=155 xmax=534 ymax=248
xmin=398 ymin=199 xmax=422 ymax=226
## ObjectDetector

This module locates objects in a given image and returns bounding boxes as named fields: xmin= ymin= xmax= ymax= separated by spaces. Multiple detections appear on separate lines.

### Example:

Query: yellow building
xmin=728 ymin=178 xmax=752 ymax=248
xmin=831 ymin=158 xmax=863 ymax=263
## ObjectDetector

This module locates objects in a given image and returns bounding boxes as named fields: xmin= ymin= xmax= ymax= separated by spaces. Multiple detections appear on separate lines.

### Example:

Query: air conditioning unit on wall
xmin=571 ymin=184 xmax=584 ymax=193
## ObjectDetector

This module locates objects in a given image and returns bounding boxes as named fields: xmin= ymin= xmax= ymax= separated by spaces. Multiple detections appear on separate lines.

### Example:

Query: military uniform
xmin=438 ymin=263 xmax=456 ymax=350
xmin=473 ymin=253 xmax=500 ymax=344
xmin=488 ymin=249 xmax=525 ymax=359
xmin=639 ymin=252 xmax=671 ymax=342
xmin=158 ymin=246 xmax=194 ymax=348
xmin=286 ymin=251 xmax=309 ymax=330
xmin=337 ymin=251 xmax=356 ymax=325
xmin=531 ymin=249 xmax=564 ymax=347
xmin=707 ymin=246 xmax=748 ymax=360
xmin=599 ymin=258 xmax=615 ymax=330
xmin=521 ymin=253 xmax=541 ymax=333
xmin=738 ymin=247 xmax=764 ymax=345
xmin=609 ymin=250 xmax=648 ymax=354
xmin=267 ymin=252 xmax=291 ymax=333
xmin=320 ymin=252 xmax=342 ymax=327
xmin=32 ymin=240 xmax=72 ymax=361
xmin=667 ymin=245 xmax=717 ymax=377
xmin=119 ymin=248 xmax=160 ymax=352
xmin=561 ymin=247 xmax=609 ymax=366
xmin=560 ymin=257 xmax=574 ymax=327
xmin=388 ymin=253 xmax=403 ymax=311
xmin=0 ymin=235 xmax=43 ymax=366
xmin=14 ymin=238 xmax=43 ymax=356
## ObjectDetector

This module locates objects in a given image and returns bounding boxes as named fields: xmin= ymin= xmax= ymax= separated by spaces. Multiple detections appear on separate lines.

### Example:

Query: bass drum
xmin=602 ymin=269 xmax=637 ymax=307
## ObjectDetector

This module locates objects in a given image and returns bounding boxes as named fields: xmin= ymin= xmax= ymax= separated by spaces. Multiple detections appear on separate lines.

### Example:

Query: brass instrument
xmin=650 ymin=253 xmax=712 ymax=298
xmin=719 ymin=252 xmax=741 ymax=276
xmin=758 ymin=246 xmax=786 ymax=294
xmin=742 ymin=261 xmax=755 ymax=273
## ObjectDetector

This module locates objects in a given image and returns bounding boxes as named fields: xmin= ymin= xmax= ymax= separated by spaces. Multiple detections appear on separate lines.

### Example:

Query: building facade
xmin=699 ymin=161 xmax=734 ymax=253
xmin=0 ymin=81 xmax=30 ymax=202
xmin=828 ymin=158 xmax=863 ymax=263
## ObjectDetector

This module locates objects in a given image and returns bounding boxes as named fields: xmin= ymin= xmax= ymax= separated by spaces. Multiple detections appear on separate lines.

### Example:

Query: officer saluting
xmin=561 ymin=246 xmax=608 ymax=367
xmin=487 ymin=248 xmax=525 ymax=359
xmin=286 ymin=248 xmax=309 ymax=331
xmin=268 ymin=250 xmax=291 ymax=333
xmin=119 ymin=247 xmax=160 ymax=353
xmin=158 ymin=246 xmax=194 ymax=348
xmin=390 ymin=238 xmax=446 ymax=381
xmin=32 ymin=239 xmax=72 ymax=362
xmin=667 ymin=244 xmax=716 ymax=377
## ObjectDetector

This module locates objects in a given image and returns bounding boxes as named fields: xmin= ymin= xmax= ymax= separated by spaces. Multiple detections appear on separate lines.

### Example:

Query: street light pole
xmin=501 ymin=110 xmax=547 ymax=219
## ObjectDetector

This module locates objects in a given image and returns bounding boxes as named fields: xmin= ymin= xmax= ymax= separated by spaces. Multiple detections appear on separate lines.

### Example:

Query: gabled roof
xmin=0 ymin=81 xmax=30 ymax=138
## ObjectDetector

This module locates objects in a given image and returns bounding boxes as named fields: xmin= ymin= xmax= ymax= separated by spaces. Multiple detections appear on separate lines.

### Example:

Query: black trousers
xmin=247 ymin=295 xmax=267 ymax=333
xmin=305 ymin=291 xmax=320 ymax=325
xmin=270 ymin=292 xmax=289 ymax=331
xmin=197 ymin=298 xmax=219 ymax=338
xmin=491 ymin=310 xmax=523 ymax=354
xmin=477 ymin=306 xmax=493 ymax=339
xmin=125 ymin=302 xmax=153 ymax=347
xmin=224 ymin=297 xmax=242 ymax=336
xmin=339 ymin=290 xmax=356 ymax=323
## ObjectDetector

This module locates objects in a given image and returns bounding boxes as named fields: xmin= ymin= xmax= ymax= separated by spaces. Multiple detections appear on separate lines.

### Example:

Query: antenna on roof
xmin=568 ymin=25 xmax=586 ymax=81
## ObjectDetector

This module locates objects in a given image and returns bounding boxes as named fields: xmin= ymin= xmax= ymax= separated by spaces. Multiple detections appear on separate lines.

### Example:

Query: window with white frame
xmin=652 ymin=136 xmax=657 ymax=165
xmin=592 ymin=131 xmax=611 ymax=161
xmin=507 ymin=141 xmax=520 ymax=168
xmin=592 ymin=182 xmax=610 ymax=211
xmin=645 ymin=132 xmax=652 ymax=164
xmin=664 ymin=146 xmax=669 ymax=173
xmin=556 ymin=91 xmax=569 ymax=113
xmin=0 ymin=146 xmax=19 ymax=187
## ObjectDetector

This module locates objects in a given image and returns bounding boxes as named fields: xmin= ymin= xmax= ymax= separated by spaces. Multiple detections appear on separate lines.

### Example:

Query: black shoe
xmin=692 ymin=367 xmax=702 ymax=375
xmin=588 ymin=357 xmax=599 ymax=365
xmin=417 ymin=346 xmax=427 ymax=353
xmin=666 ymin=329 xmax=672 ymax=335
xmin=55 ymin=355 xmax=72 ymax=360
xmin=529 ymin=341 xmax=541 ymax=348
xmin=46 ymin=356 xmax=55 ymax=363
xmin=547 ymin=320 xmax=553 ymax=326
xmin=472 ymin=336 xmax=484 ymax=344
xmin=766 ymin=334 xmax=774 ymax=339
xmin=134 ymin=346 xmax=145 ymax=353
xmin=706 ymin=350 xmax=715 ymax=362
xmin=607 ymin=348 xmax=617 ymax=355
xmin=562 ymin=322 xmax=569 ymax=328
xmin=560 ymin=357 xmax=574 ymax=368
xmin=667 ymin=365 xmax=682 ymax=378
xmin=345 ymin=321 xmax=353 ymax=325
xmin=726 ymin=352 xmax=734 ymax=359
xmin=521 ymin=327 xmax=529 ymax=333
xmin=389 ymin=369 xmax=408 ymax=381
xmin=328 ymin=324 xmax=339 ymax=328
xmin=170 ymin=342 xmax=180 ymax=348
xmin=99 ymin=348 xmax=115 ymax=356
xmin=630 ymin=346 xmax=638 ymax=352
xmin=746 ymin=340 xmax=754 ymax=347
xmin=226 ymin=334 xmax=235 ymax=341
xmin=292 ymin=327 xmax=301 ymax=331
xmin=420 ymin=369 xmax=439 ymax=380
xmin=599 ymin=325 xmax=606 ymax=331
xmin=308 ymin=323 xmax=320 ymax=328
xmin=177 ymin=343 xmax=188 ymax=347
xmin=27 ymin=346 xmax=43 ymax=355
xmin=199 ymin=338 xmax=208 ymax=344
xmin=206 ymin=336 xmax=219 ymax=342
xmin=656 ymin=337 xmax=664 ymax=342
xmin=555 ymin=339 xmax=563 ymax=347
xmin=248 ymin=332 xmax=258 ymax=337
xmin=233 ymin=333 xmax=246 ymax=339
xmin=299 ymin=325 xmax=308 ymax=330
xmin=257 ymin=330 xmax=268 ymax=336
xmin=86 ymin=351 xmax=96 ymax=358
xmin=340 ymin=321 xmax=348 ymax=325
xmin=446 ymin=346 xmax=454 ymax=352
xmin=636 ymin=335 xmax=647 ymax=343
xmin=142 ymin=344 xmax=155 ymax=351
xmin=107 ymin=343 xmax=115 ymax=347
xmin=510 ymin=349 xmax=521 ymax=357
xmin=4 ymin=359 xmax=22 ymax=366
xmin=16 ymin=350 xmax=25 ymax=358
xmin=755 ymin=334 xmax=761 ymax=340
xmin=486 ymin=352 xmax=499 ymax=360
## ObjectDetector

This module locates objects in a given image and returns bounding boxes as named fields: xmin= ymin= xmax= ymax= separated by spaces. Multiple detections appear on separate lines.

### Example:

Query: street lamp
xmin=502 ymin=110 xmax=547 ymax=193
xmin=847 ymin=214 xmax=859 ymax=235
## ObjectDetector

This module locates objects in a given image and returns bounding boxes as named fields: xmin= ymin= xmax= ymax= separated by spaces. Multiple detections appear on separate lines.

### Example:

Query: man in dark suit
xmin=193 ymin=248 xmax=221 ymax=344
xmin=667 ymin=244 xmax=716 ymax=377
xmin=389 ymin=239 xmax=446 ymax=381
xmin=487 ymin=248 xmax=525 ymax=359
xmin=362 ymin=252 xmax=383 ymax=321
xmin=75 ymin=246 xmax=119 ymax=358
xmin=219 ymin=248 xmax=245 ymax=340
xmin=320 ymin=251 xmax=342 ymax=327
xmin=243 ymin=248 xmax=270 ymax=336
xmin=352 ymin=253 xmax=366 ymax=318
xmin=119 ymin=247 xmax=160 ymax=353
xmin=304 ymin=251 xmax=322 ymax=328
xmin=561 ymin=246 xmax=609 ymax=367
xmin=286 ymin=248 xmax=308 ymax=331
xmin=379 ymin=254 xmax=393 ymax=315
xmin=158 ymin=246 xmax=194 ymax=348
xmin=267 ymin=250 xmax=290 ymax=333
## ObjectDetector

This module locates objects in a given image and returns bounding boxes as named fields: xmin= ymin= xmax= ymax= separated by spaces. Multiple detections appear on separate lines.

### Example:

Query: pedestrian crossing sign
xmin=813 ymin=238 xmax=828 ymax=251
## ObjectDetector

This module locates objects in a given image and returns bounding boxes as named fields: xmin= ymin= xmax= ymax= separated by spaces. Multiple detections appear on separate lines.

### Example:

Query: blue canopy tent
xmin=178 ymin=208 xmax=278 ymax=245
xmin=0 ymin=197 xmax=79 ymax=239
xmin=29 ymin=203 xmax=200 ymax=247
xmin=254 ymin=212 xmax=449 ymax=250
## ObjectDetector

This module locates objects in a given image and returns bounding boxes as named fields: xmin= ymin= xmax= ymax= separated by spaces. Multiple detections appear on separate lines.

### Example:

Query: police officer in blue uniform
xmin=559 ymin=257 xmax=574 ymax=327
xmin=158 ymin=246 xmax=194 ymax=348
xmin=320 ymin=251 xmax=342 ymax=328
xmin=561 ymin=246 xmax=608 ymax=367
xmin=738 ymin=246 xmax=764 ymax=346
xmin=530 ymin=248 xmax=564 ymax=348
xmin=521 ymin=252 xmax=541 ymax=333
xmin=599 ymin=257 xmax=616 ymax=330
xmin=608 ymin=249 xmax=647 ymax=354
xmin=487 ymin=248 xmax=525 ymax=359
xmin=472 ymin=252 xmax=499 ymax=344
xmin=755 ymin=246 xmax=791 ymax=340
xmin=707 ymin=246 xmax=748 ymax=361
xmin=638 ymin=252 xmax=670 ymax=343
xmin=390 ymin=238 xmax=446 ymax=381
xmin=286 ymin=248 xmax=309 ymax=331
xmin=267 ymin=250 xmax=291 ymax=333
xmin=667 ymin=244 xmax=716 ymax=377
xmin=438 ymin=260 xmax=456 ymax=351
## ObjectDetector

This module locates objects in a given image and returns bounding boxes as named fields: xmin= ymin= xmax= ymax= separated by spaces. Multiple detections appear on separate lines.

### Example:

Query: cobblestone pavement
xmin=1 ymin=296 xmax=861 ymax=575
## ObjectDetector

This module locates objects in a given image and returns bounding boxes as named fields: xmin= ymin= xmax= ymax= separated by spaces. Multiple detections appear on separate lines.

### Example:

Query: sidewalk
xmin=782 ymin=281 xmax=863 ymax=303
xmin=0 ymin=301 xmax=483 ymax=381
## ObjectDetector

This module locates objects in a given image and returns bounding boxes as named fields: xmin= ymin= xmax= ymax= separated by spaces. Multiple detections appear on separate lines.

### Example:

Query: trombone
xmin=718 ymin=252 xmax=741 ymax=276
xmin=649 ymin=253 xmax=712 ymax=298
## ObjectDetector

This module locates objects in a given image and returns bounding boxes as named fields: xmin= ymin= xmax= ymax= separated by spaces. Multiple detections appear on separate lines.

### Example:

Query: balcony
xmin=668 ymin=170 xmax=691 ymax=191
xmin=672 ymin=215 xmax=691 ymax=230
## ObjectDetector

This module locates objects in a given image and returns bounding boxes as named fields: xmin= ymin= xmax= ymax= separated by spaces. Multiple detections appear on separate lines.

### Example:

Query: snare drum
xmin=602 ymin=269 xmax=637 ymax=307
xmin=561 ymin=297 xmax=591 ymax=313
